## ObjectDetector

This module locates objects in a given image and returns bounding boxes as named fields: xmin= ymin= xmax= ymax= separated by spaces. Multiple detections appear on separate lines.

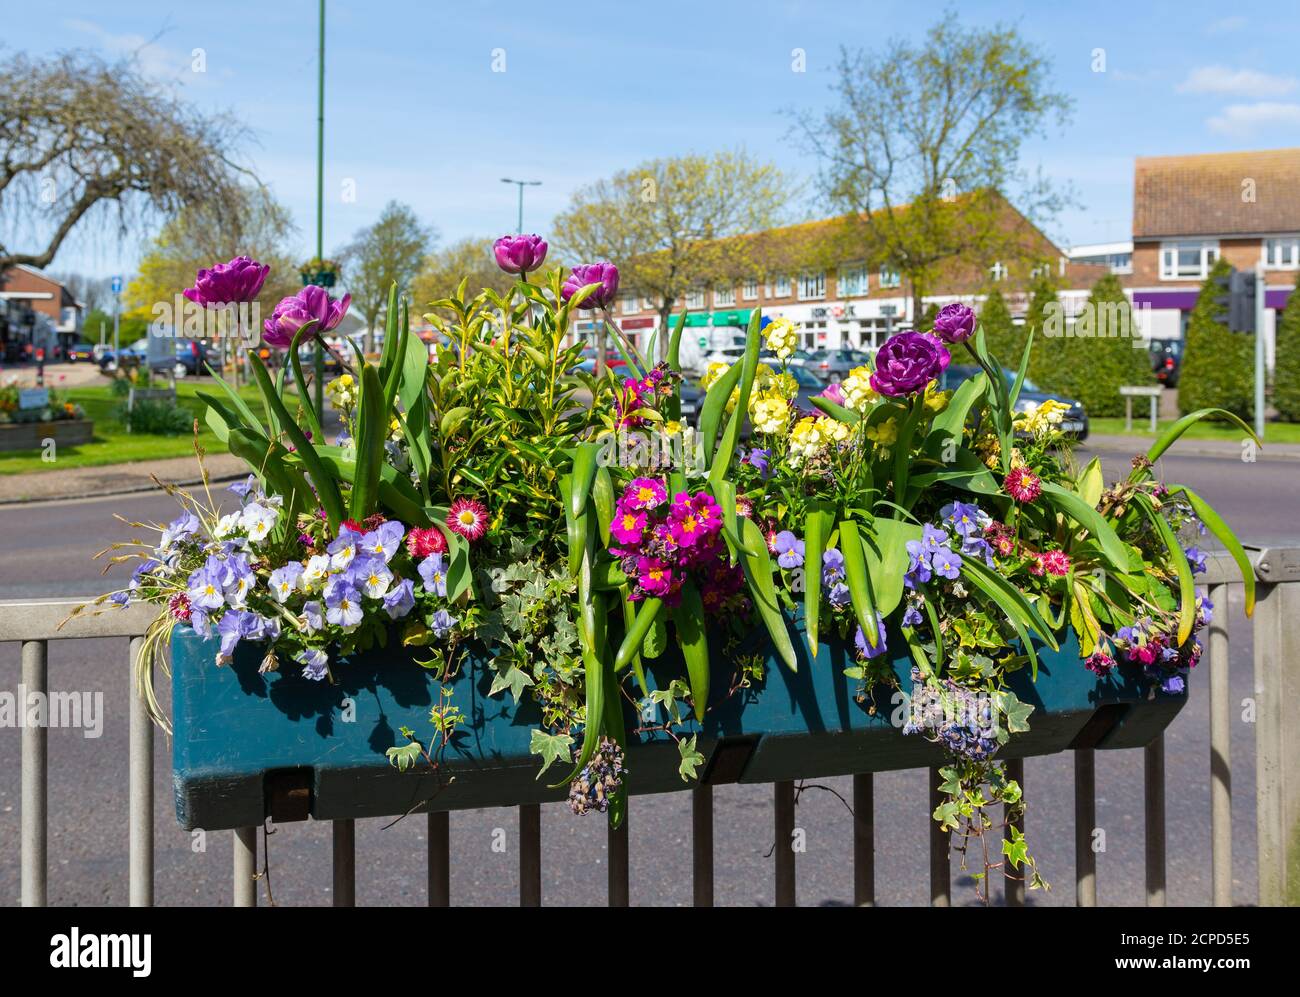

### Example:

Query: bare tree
xmin=339 ymin=201 xmax=435 ymax=352
xmin=552 ymin=151 xmax=791 ymax=360
xmin=795 ymin=15 xmax=1073 ymax=318
xmin=0 ymin=49 xmax=253 ymax=273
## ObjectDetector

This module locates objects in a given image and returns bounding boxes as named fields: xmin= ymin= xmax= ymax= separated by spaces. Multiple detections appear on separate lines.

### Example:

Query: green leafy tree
xmin=340 ymin=201 xmax=436 ymax=352
xmin=412 ymin=236 xmax=516 ymax=306
xmin=797 ymin=14 xmax=1072 ymax=319
xmin=1041 ymin=274 xmax=1150 ymax=417
xmin=917 ymin=302 xmax=939 ymax=333
xmin=978 ymin=287 xmax=1021 ymax=363
xmin=1023 ymin=274 xmax=1060 ymax=384
xmin=1272 ymin=271 xmax=1300 ymax=421
xmin=1179 ymin=258 xmax=1254 ymax=419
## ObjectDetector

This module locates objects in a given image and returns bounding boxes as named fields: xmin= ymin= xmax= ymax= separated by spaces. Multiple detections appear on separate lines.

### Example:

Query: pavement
xmin=0 ymin=452 xmax=247 ymax=504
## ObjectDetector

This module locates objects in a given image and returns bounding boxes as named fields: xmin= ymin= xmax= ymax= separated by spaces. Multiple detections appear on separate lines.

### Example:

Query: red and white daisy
xmin=1039 ymin=550 xmax=1071 ymax=576
xmin=447 ymin=498 xmax=489 ymax=542
xmin=1004 ymin=466 xmax=1042 ymax=503
xmin=406 ymin=526 xmax=448 ymax=559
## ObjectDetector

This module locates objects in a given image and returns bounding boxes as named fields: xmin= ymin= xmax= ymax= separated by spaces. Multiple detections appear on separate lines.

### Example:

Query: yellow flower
xmin=922 ymin=383 xmax=951 ymax=415
xmin=841 ymin=365 xmax=879 ymax=412
xmin=865 ymin=417 xmax=898 ymax=447
xmin=788 ymin=416 xmax=824 ymax=464
xmin=762 ymin=318 xmax=800 ymax=361
xmin=700 ymin=362 xmax=739 ymax=413
xmin=663 ymin=420 xmax=683 ymax=435
xmin=749 ymin=392 xmax=789 ymax=435
xmin=1016 ymin=398 xmax=1070 ymax=435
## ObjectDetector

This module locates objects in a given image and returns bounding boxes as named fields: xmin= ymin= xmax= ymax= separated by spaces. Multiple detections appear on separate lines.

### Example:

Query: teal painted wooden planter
xmin=170 ymin=616 xmax=1186 ymax=831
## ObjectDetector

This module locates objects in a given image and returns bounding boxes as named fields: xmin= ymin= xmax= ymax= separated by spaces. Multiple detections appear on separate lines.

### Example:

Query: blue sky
xmin=9 ymin=0 xmax=1300 ymax=278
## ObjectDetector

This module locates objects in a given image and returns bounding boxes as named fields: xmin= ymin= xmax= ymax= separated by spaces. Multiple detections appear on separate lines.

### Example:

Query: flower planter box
xmin=171 ymin=615 xmax=1186 ymax=831
xmin=0 ymin=418 xmax=93 ymax=452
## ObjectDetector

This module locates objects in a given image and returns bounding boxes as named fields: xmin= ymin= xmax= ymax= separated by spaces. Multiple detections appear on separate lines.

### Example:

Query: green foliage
xmin=1179 ymin=258 xmax=1254 ymax=419
xmin=1273 ymin=271 xmax=1300 ymax=421
xmin=1038 ymin=273 xmax=1151 ymax=416
xmin=1022 ymin=274 xmax=1060 ymax=385
xmin=978 ymin=287 xmax=1021 ymax=364
xmin=117 ymin=398 xmax=193 ymax=435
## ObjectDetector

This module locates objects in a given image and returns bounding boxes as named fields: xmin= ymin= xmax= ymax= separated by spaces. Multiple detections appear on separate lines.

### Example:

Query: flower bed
xmin=76 ymin=246 xmax=1257 ymax=900
xmin=0 ymin=417 xmax=93 ymax=451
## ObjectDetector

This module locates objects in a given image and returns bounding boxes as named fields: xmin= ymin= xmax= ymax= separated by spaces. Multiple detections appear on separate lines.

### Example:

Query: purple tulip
xmin=493 ymin=234 xmax=548 ymax=274
xmin=183 ymin=256 xmax=270 ymax=306
xmin=561 ymin=262 xmax=620 ymax=310
xmin=818 ymin=381 xmax=847 ymax=406
xmin=932 ymin=302 xmax=976 ymax=344
xmin=262 ymin=286 xmax=352 ymax=348
xmin=870 ymin=331 xmax=951 ymax=397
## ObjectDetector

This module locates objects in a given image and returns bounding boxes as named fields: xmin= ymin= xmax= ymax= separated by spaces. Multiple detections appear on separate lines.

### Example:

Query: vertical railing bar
xmin=774 ymin=780 xmax=796 ymax=907
xmin=233 ymin=826 xmax=257 ymax=907
xmin=1004 ymin=757 xmax=1025 ymax=907
xmin=853 ymin=772 xmax=874 ymax=907
xmin=929 ymin=767 xmax=950 ymax=907
xmin=20 ymin=639 xmax=48 ymax=908
xmin=1074 ymin=748 xmax=1097 ymax=907
xmin=128 ymin=634 xmax=154 ymax=907
xmin=1145 ymin=734 xmax=1167 ymax=906
xmin=608 ymin=809 xmax=629 ymax=907
xmin=519 ymin=803 xmax=541 ymax=907
xmin=1208 ymin=580 xmax=1232 ymax=907
xmin=333 ymin=818 xmax=356 ymax=906
xmin=692 ymin=785 xmax=714 ymax=907
xmin=428 ymin=810 xmax=450 ymax=907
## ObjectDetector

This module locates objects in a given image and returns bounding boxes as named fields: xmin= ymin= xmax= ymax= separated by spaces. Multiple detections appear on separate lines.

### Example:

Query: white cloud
xmin=1206 ymin=16 xmax=1247 ymax=35
xmin=61 ymin=18 xmax=201 ymax=85
xmin=1178 ymin=65 xmax=1298 ymax=99
xmin=1206 ymin=102 xmax=1300 ymax=137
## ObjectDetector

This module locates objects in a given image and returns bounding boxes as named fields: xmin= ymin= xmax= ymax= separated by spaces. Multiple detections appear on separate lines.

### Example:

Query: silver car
xmin=807 ymin=347 xmax=872 ymax=383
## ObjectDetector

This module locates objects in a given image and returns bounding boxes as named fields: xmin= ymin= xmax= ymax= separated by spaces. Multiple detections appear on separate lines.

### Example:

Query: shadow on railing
xmin=2 ymin=543 xmax=1297 ymax=907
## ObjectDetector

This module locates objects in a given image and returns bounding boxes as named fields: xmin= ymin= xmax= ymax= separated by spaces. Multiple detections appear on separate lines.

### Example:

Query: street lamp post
xmin=500 ymin=178 xmax=542 ymax=233
xmin=314 ymin=0 xmax=327 ymax=417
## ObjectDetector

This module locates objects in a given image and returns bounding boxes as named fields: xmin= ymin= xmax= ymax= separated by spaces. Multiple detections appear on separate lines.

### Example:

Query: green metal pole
xmin=313 ymin=0 xmax=326 ymax=419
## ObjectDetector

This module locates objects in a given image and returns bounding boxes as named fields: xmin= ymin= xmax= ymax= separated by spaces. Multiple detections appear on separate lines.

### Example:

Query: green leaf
xmin=738 ymin=517 xmax=797 ymax=671
xmin=961 ymin=557 xmax=1059 ymax=653
xmin=1134 ymin=493 xmax=1196 ymax=646
xmin=808 ymin=395 xmax=861 ymax=424
xmin=667 ymin=310 xmax=688 ymax=372
xmin=697 ymin=360 xmax=743 ymax=465
xmin=529 ymin=729 xmax=574 ymax=780
xmin=568 ymin=441 xmax=601 ymax=521
xmin=1040 ymin=482 xmax=1128 ymax=572
xmin=349 ymin=364 xmax=387 ymax=520
xmin=838 ymin=519 xmax=879 ymax=648
xmin=286 ymin=321 xmax=325 ymax=443
xmin=708 ymin=309 xmax=763 ymax=488
xmin=386 ymin=740 xmax=423 ymax=772
xmin=490 ymin=663 xmax=535 ymax=703
xmin=1169 ymin=484 xmax=1255 ymax=617
xmin=615 ymin=597 xmax=664 ymax=672
xmin=592 ymin=467 xmax=616 ymax=548
xmin=672 ymin=582 xmax=710 ymax=722
xmin=861 ymin=517 xmax=921 ymax=620
xmin=678 ymin=734 xmax=705 ymax=782
xmin=803 ymin=500 xmax=834 ymax=655
xmin=1133 ymin=407 xmax=1262 ymax=480
xmin=1007 ymin=329 xmax=1035 ymax=409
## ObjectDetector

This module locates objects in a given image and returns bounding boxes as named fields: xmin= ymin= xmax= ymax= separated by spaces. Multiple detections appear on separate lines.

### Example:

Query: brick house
xmin=1123 ymin=147 xmax=1300 ymax=369
xmin=0 ymin=265 xmax=84 ymax=361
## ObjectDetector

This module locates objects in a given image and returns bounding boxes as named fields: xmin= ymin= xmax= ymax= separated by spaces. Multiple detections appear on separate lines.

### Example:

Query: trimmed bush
xmin=1178 ymin=258 xmax=1254 ymax=419
xmin=978 ymin=287 xmax=1023 ymax=365
xmin=117 ymin=399 xmax=194 ymax=435
xmin=1273 ymin=271 xmax=1300 ymax=421
xmin=1023 ymin=275 xmax=1061 ymax=385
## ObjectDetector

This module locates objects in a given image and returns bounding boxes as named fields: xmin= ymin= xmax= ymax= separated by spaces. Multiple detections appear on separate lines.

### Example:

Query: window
xmin=988 ymin=261 xmax=1007 ymax=282
xmin=1159 ymin=240 xmax=1219 ymax=280
xmin=798 ymin=271 xmax=826 ymax=300
xmin=714 ymin=286 xmax=736 ymax=307
xmin=769 ymin=275 xmax=792 ymax=298
xmin=1265 ymin=237 xmax=1300 ymax=270
xmin=838 ymin=265 xmax=869 ymax=297
xmin=742 ymin=279 xmax=759 ymax=301
xmin=643 ymin=296 xmax=656 ymax=310
xmin=879 ymin=268 xmax=901 ymax=289
xmin=685 ymin=288 xmax=706 ymax=309
xmin=620 ymin=295 xmax=639 ymax=315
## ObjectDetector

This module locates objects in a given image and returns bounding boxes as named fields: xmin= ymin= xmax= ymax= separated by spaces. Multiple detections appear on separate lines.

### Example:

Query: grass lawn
xmin=1088 ymin=416 xmax=1300 ymax=444
xmin=0 ymin=379 xmax=269 ymax=475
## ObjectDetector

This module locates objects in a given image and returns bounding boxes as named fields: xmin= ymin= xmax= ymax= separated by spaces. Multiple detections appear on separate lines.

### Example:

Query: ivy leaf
xmin=678 ymin=734 xmax=705 ymax=782
xmin=1002 ymin=826 xmax=1030 ymax=869
xmin=938 ymin=765 xmax=963 ymax=796
xmin=529 ymin=729 xmax=574 ymax=780
xmin=997 ymin=690 xmax=1034 ymax=734
xmin=490 ymin=664 xmax=535 ymax=703
xmin=385 ymin=741 xmax=423 ymax=772
xmin=933 ymin=800 xmax=962 ymax=831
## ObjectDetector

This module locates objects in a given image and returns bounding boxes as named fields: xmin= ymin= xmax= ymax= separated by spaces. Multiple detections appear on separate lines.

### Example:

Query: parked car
xmin=703 ymin=345 xmax=746 ymax=368
xmin=808 ymin=347 xmax=873 ymax=383
xmin=759 ymin=348 xmax=814 ymax=369
xmin=939 ymin=364 xmax=1089 ymax=440
xmin=1150 ymin=339 xmax=1182 ymax=388
xmin=574 ymin=345 xmax=628 ymax=375
xmin=66 ymin=344 xmax=96 ymax=363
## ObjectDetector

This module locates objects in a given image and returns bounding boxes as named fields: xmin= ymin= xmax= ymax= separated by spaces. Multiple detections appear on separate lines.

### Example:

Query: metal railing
xmin=4 ymin=543 xmax=1298 ymax=907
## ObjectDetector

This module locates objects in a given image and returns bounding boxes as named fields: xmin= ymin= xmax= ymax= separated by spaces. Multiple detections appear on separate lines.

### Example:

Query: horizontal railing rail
xmin=4 ymin=545 xmax=1298 ymax=907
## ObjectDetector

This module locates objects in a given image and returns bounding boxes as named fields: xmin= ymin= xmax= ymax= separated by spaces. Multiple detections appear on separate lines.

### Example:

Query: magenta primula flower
xmin=611 ymin=507 xmax=648 ymax=545
xmin=636 ymin=558 xmax=674 ymax=598
xmin=669 ymin=504 xmax=709 ymax=548
xmin=689 ymin=493 xmax=722 ymax=532
xmin=622 ymin=478 xmax=667 ymax=511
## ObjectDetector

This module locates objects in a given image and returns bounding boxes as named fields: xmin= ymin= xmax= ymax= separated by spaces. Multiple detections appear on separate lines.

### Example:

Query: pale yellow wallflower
xmin=700 ymin=362 xmax=740 ymax=413
xmin=976 ymin=432 xmax=1001 ymax=469
xmin=865 ymin=417 xmax=898 ymax=447
xmin=762 ymin=318 xmax=800 ymax=360
xmin=788 ymin=416 xmax=824 ymax=464
xmin=841 ymin=365 xmax=879 ymax=412
xmin=922 ymin=383 xmax=951 ymax=415
xmin=750 ymin=392 xmax=789 ymax=435
xmin=1016 ymin=398 xmax=1069 ymax=435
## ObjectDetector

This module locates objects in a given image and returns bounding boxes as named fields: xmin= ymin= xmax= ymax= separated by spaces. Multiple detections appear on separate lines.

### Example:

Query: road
xmin=0 ymin=443 xmax=1296 ymax=906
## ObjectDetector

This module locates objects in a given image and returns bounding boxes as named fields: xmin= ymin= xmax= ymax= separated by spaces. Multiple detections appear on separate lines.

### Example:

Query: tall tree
xmin=978 ymin=287 xmax=1020 ymax=364
xmin=0 ymin=49 xmax=252 ymax=272
xmin=341 ymin=201 xmax=435 ymax=351
xmin=1023 ymin=273 xmax=1060 ymax=383
xmin=797 ymin=16 xmax=1072 ymax=319
xmin=552 ymin=151 xmax=790 ymax=360
xmin=1179 ymin=259 xmax=1254 ymax=420
xmin=1273 ymin=271 xmax=1300 ymax=422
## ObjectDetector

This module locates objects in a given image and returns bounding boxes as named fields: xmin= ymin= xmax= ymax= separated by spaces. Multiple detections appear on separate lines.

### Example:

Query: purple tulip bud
xmin=561 ymin=262 xmax=620 ymax=310
xmin=262 ymin=286 xmax=352 ymax=348
xmin=182 ymin=255 xmax=270 ymax=306
xmin=870 ymin=331 xmax=951 ymax=397
xmin=932 ymin=302 xmax=976 ymax=344
xmin=493 ymin=234 xmax=548 ymax=274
